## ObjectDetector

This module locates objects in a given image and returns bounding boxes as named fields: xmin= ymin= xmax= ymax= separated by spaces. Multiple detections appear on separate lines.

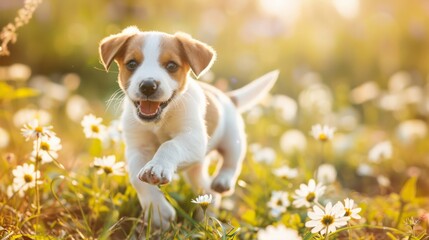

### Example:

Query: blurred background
xmin=1 ymin=0 xmax=429 ymax=99
xmin=1 ymin=0 xmax=429 ymax=194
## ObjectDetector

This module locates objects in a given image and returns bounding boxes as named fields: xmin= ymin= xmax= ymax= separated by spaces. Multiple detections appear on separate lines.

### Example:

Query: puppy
xmin=99 ymin=26 xmax=278 ymax=229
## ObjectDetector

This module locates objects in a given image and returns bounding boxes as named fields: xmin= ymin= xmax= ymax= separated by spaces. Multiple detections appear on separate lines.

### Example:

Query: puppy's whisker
xmin=106 ymin=89 xmax=123 ymax=108
xmin=106 ymin=89 xmax=125 ymax=114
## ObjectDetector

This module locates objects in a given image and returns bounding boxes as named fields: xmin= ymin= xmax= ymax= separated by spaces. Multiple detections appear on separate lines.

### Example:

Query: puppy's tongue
xmin=139 ymin=101 xmax=161 ymax=115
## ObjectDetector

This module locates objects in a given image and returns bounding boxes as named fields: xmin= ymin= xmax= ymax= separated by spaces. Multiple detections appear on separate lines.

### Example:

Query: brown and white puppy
xmin=99 ymin=26 xmax=278 ymax=229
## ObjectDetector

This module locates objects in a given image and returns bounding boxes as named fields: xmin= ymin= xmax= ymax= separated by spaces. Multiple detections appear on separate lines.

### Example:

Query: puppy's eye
xmin=166 ymin=61 xmax=179 ymax=73
xmin=126 ymin=60 xmax=139 ymax=71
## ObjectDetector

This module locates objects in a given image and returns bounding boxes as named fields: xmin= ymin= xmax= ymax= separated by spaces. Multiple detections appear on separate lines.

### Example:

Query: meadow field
xmin=0 ymin=0 xmax=429 ymax=239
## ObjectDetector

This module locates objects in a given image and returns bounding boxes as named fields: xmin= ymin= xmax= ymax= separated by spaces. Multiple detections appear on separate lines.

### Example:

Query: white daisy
xmin=317 ymin=164 xmax=337 ymax=184
xmin=356 ymin=163 xmax=373 ymax=176
xmin=270 ymin=94 xmax=298 ymax=123
xmin=107 ymin=120 xmax=123 ymax=142
xmin=252 ymin=147 xmax=276 ymax=164
xmin=13 ymin=108 xmax=51 ymax=128
xmin=396 ymin=119 xmax=427 ymax=143
xmin=273 ymin=166 xmax=299 ymax=179
xmin=339 ymin=198 xmax=361 ymax=220
xmin=93 ymin=155 xmax=125 ymax=176
xmin=30 ymin=150 xmax=52 ymax=165
xmin=368 ymin=141 xmax=392 ymax=163
xmin=191 ymin=194 xmax=213 ymax=211
xmin=305 ymin=202 xmax=350 ymax=235
xmin=267 ymin=191 xmax=290 ymax=217
xmin=81 ymin=114 xmax=107 ymax=139
xmin=280 ymin=129 xmax=307 ymax=154
xmin=21 ymin=119 xmax=54 ymax=141
xmin=377 ymin=175 xmax=391 ymax=187
xmin=310 ymin=124 xmax=336 ymax=142
xmin=257 ymin=224 xmax=302 ymax=240
xmin=32 ymin=135 xmax=62 ymax=163
xmin=293 ymin=179 xmax=326 ymax=208
xmin=11 ymin=163 xmax=42 ymax=197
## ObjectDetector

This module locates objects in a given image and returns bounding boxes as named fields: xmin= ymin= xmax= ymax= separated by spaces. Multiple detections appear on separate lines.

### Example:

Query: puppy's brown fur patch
xmin=159 ymin=36 xmax=190 ymax=92
xmin=175 ymin=32 xmax=216 ymax=78
xmin=204 ymin=91 xmax=220 ymax=138
xmin=116 ymin=36 xmax=145 ymax=90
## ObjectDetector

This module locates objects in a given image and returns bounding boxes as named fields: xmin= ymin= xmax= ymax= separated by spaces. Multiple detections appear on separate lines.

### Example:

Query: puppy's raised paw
xmin=138 ymin=162 xmax=175 ymax=185
xmin=211 ymin=171 xmax=236 ymax=195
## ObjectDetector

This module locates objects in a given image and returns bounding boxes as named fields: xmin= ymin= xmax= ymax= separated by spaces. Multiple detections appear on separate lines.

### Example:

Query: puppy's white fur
xmin=99 ymin=27 xmax=278 ymax=230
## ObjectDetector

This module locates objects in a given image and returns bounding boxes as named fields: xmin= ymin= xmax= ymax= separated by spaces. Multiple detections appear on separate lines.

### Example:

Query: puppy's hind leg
xmin=183 ymin=157 xmax=221 ymax=208
xmin=211 ymin=113 xmax=246 ymax=195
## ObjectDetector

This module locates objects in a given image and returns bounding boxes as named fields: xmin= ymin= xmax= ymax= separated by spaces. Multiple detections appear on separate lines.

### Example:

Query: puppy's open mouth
xmin=133 ymin=92 xmax=176 ymax=121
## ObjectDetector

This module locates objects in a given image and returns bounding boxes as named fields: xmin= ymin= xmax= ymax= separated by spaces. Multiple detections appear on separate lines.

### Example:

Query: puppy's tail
xmin=227 ymin=70 xmax=279 ymax=113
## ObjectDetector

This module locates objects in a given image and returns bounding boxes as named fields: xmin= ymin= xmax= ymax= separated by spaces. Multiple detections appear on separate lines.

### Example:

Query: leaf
xmin=0 ymin=82 xmax=14 ymax=97
xmin=386 ymin=232 xmax=397 ymax=240
xmin=416 ymin=232 xmax=428 ymax=240
xmin=146 ymin=204 xmax=153 ymax=240
xmin=303 ymin=231 xmax=317 ymax=240
xmin=240 ymin=209 xmax=257 ymax=225
xmin=400 ymin=176 xmax=417 ymax=203
xmin=12 ymin=88 xmax=39 ymax=99
xmin=10 ymin=235 xmax=24 ymax=240
xmin=0 ymin=83 xmax=39 ymax=100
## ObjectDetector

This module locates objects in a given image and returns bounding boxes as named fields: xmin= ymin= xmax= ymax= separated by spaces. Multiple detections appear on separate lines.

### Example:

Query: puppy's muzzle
xmin=139 ymin=78 xmax=160 ymax=97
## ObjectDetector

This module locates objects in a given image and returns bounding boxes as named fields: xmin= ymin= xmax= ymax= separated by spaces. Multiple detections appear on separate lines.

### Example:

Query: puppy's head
xmin=99 ymin=26 xmax=216 ymax=122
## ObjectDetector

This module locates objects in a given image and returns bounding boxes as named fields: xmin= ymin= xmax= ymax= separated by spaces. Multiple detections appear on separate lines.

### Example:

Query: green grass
xmin=0 ymin=78 xmax=429 ymax=240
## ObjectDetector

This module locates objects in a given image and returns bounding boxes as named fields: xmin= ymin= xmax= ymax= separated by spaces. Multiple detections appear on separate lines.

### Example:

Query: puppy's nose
xmin=139 ymin=79 xmax=159 ymax=97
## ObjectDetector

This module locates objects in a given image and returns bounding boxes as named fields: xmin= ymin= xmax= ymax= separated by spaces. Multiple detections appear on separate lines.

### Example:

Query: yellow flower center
xmin=35 ymin=126 xmax=43 ymax=133
xmin=91 ymin=125 xmax=99 ymax=133
xmin=103 ymin=166 xmax=113 ymax=174
xmin=319 ymin=133 xmax=328 ymax=141
xmin=34 ymin=155 xmax=42 ymax=162
xmin=276 ymin=199 xmax=283 ymax=206
xmin=321 ymin=215 xmax=334 ymax=226
xmin=306 ymin=192 xmax=316 ymax=202
xmin=40 ymin=142 xmax=50 ymax=151
xmin=345 ymin=208 xmax=352 ymax=217
xmin=199 ymin=202 xmax=210 ymax=211
xmin=24 ymin=174 xmax=33 ymax=183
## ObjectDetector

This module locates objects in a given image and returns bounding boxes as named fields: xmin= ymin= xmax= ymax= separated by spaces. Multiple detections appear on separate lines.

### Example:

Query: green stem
xmin=315 ymin=200 xmax=325 ymax=209
xmin=321 ymin=142 xmax=325 ymax=164
xmin=348 ymin=222 xmax=352 ymax=240
xmin=47 ymin=151 xmax=65 ymax=170
xmin=204 ymin=209 xmax=208 ymax=232
xmin=315 ymin=142 xmax=325 ymax=180
xmin=395 ymin=201 xmax=406 ymax=229
xmin=34 ymin=136 xmax=41 ymax=233
xmin=50 ymin=176 xmax=90 ymax=232
xmin=332 ymin=224 xmax=407 ymax=235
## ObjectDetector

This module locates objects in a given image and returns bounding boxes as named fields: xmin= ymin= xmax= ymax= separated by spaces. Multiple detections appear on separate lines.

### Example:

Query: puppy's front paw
xmin=138 ymin=162 xmax=175 ymax=185
xmin=211 ymin=171 xmax=236 ymax=195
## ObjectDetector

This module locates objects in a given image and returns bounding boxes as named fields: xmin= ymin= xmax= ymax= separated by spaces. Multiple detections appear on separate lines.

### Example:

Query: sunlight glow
xmin=258 ymin=0 xmax=302 ymax=22
xmin=332 ymin=0 xmax=360 ymax=19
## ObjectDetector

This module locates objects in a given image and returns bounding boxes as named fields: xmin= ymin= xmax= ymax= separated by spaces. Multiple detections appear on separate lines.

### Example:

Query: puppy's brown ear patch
xmin=99 ymin=26 xmax=140 ymax=71
xmin=175 ymin=32 xmax=216 ymax=78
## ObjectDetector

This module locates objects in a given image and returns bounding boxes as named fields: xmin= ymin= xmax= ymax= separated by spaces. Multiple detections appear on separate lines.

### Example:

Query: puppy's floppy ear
xmin=99 ymin=26 xmax=140 ymax=71
xmin=175 ymin=32 xmax=216 ymax=78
